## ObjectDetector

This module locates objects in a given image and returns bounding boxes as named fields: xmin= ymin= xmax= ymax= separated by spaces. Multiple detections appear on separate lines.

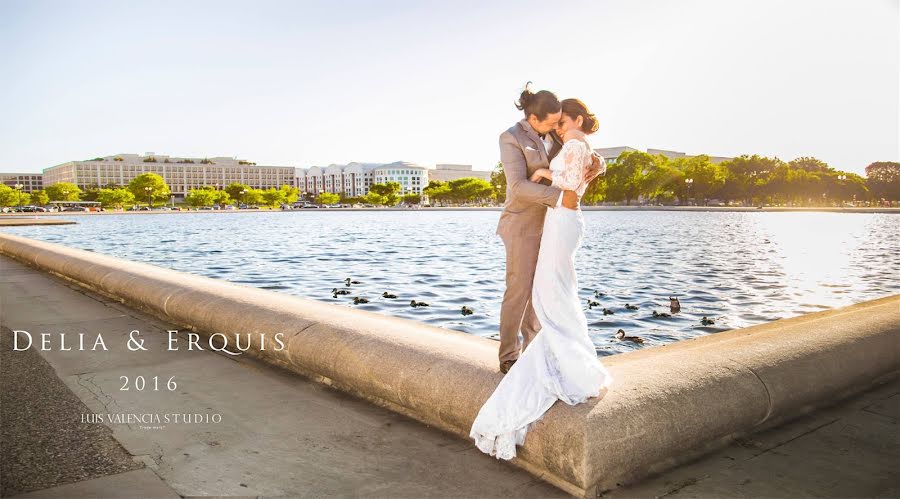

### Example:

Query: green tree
xmin=185 ymin=187 xmax=217 ymax=207
xmin=225 ymin=182 xmax=251 ymax=204
xmin=45 ymin=182 xmax=83 ymax=201
xmin=96 ymin=188 xmax=136 ymax=209
xmin=316 ymin=192 xmax=340 ymax=205
xmin=423 ymin=180 xmax=450 ymax=206
xmin=865 ymin=162 xmax=900 ymax=200
xmin=717 ymin=155 xmax=783 ymax=204
xmin=243 ymin=188 xmax=264 ymax=206
xmin=364 ymin=191 xmax=384 ymax=205
xmin=280 ymin=185 xmax=300 ymax=204
xmin=0 ymin=185 xmax=32 ymax=207
xmin=402 ymin=193 xmax=421 ymax=205
xmin=823 ymin=171 xmax=868 ymax=204
xmin=673 ymin=155 xmax=725 ymax=204
xmin=370 ymin=182 xmax=402 ymax=206
xmin=127 ymin=173 xmax=170 ymax=208
xmin=640 ymin=155 xmax=682 ymax=203
xmin=81 ymin=184 xmax=102 ymax=202
xmin=447 ymin=177 xmax=495 ymax=205
xmin=261 ymin=187 xmax=287 ymax=208
xmin=490 ymin=162 xmax=507 ymax=204
xmin=603 ymin=151 xmax=646 ymax=205
xmin=30 ymin=189 xmax=49 ymax=206
xmin=788 ymin=156 xmax=832 ymax=173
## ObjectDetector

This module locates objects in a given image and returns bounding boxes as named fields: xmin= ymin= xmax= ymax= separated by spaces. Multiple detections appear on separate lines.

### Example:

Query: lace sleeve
xmin=551 ymin=140 xmax=588 ymax=191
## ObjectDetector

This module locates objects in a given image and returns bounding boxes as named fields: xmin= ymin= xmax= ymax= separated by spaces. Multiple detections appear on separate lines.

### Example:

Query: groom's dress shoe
xmin=500 ymin=359 xmax=517 ymax=374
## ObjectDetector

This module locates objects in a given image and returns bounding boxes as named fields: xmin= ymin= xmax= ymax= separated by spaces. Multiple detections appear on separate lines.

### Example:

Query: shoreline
xmin=2 ymin=205 xmax=898 ymax=216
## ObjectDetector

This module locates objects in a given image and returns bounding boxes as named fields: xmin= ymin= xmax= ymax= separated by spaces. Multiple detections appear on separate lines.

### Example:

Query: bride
xmin=469 ymin=98 xmax=614 ymax=460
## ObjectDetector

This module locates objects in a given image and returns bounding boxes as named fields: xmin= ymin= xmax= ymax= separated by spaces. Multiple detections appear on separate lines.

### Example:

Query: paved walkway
xmin=1 ymin=255 xmax=565 ymax=498
xmin=2 ymin=253 xmax=898 ymax=497
xmin=605 ymin=375 xmax=899 ymax=498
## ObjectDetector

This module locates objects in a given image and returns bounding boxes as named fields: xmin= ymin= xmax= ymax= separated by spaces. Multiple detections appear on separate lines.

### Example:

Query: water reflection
xmin=4 ymin=211 xmax=898 ymax=356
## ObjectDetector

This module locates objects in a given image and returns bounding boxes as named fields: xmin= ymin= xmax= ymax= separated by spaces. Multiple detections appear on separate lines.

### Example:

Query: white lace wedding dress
xmin=469 ymin=138 xmax=614 ymax=460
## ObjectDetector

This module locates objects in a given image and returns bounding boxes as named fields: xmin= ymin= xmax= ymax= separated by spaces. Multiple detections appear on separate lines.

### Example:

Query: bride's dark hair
xmin=515 ymin=82 xmax=561 ymax=120
xmin=561 ymin=98 xmax=599 ymax=134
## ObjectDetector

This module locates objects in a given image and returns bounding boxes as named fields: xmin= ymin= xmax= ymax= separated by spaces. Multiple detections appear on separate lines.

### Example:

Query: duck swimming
xmin=587 ymin=299 xmax=600 ymax=309
xmin=602 ymin=308 xmax=615 ymax=315
xmin=625 ymin=303 xmax=639 ymax=310
xmin=701 ymin=316 xmax=715 ymax=326
xmin=461 ymin=306 xmax=473 ymax=316
xmin=410 ymin=300 xmax=430 ymax=307
xmin=353 ymin=297 xmax=369 ymax=304
xmin=652 ymin=310 xmax=671 ymax=318
xmin=669 ymin=296 xmax=681 ymax=313
xmin=382 ymin=292 xmax=398 ymax=299
xmin=332 ymin=288 xmax=351 ymax=295
xmin=594 ymin=290 xmax=606 ymax=298
xmin=615 ymin=329 xmax=645 ymax=344
xmin=345 ymin=278 xmax=362 ymax=286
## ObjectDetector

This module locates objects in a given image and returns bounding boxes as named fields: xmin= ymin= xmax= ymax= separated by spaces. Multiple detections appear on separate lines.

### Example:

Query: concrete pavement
xmin=1 ymin=254 xmax=566 ymax=497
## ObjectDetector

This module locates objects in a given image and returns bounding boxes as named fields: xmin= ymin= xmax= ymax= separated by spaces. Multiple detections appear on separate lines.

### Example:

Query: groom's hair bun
xmin=516 ymin=82 xmax=561 ymax=120
xmin=562 ymin=98 xmax=599 ymax=134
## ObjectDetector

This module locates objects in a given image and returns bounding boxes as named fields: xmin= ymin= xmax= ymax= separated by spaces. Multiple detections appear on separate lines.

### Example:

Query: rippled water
xmin=3 ymin=211 xmax=898 ymax=356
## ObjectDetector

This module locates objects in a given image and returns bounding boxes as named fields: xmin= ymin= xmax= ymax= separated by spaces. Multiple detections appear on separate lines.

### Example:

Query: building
xmin=594 ymin=146 xmax=733 ymax=165
xmin=648 ymin=148 xmax=733 ymax=164
xmin=295 ymin=161 xmax=428 ymax=199
xmin=42 ymin=153 xmax=296 ymax=199
xmin=593 ymin=146 xmax=641 ymax=165
xmin=295 ymin=162 xmax=383 ymax=198
xmin=373 ymin=162 xmax=428 ymax=197
xmin=0 ymin=172 xmax=43 ymax=192
xmin=427 ymin=164 xmax=492 ymax=183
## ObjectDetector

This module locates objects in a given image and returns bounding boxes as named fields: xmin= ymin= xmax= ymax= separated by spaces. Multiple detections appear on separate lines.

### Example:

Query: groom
xmin=496 ymin=87 xmax=604 ymax=374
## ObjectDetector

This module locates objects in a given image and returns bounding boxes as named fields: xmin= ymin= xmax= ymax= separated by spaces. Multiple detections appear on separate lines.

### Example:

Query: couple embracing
xmin=469 ymin=84 xmax=614 ymax=460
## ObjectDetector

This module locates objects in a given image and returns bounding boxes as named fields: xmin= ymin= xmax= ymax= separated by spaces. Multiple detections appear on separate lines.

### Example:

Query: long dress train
xmin=469 ymin=138 xmax=614 ymax=460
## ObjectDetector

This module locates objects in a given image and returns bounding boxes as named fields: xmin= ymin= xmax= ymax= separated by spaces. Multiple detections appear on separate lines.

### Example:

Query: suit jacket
xmin=496 ymin=119 xmax=564 ymax=239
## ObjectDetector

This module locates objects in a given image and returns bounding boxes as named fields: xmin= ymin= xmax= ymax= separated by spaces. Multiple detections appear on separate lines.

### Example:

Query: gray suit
xmin=496 ymin=119 xmax=564 ymax=364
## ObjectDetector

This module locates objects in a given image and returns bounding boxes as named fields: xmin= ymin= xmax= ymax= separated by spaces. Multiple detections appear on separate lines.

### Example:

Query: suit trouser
xmin=498 ymin=232 xmax=543 ymax=363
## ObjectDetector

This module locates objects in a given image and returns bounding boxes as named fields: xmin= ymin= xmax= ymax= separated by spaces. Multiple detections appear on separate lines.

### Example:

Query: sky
xmin=1 ymin=0 xmax=897 ymax=176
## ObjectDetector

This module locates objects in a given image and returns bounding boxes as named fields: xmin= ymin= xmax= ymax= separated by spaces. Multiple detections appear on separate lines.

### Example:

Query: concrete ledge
xmin=1 ymin=232 xmax=898 ymax=497
xmin=0 ymin=218 xmax=76 ymax=226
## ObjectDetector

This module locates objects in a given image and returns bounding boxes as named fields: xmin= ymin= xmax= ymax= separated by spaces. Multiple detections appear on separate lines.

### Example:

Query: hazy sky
xmin=1 ymin=0 xmax=897 ymax=175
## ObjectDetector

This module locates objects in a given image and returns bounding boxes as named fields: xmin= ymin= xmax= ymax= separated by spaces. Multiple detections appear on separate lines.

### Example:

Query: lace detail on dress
xmin=550 ymin=139 xmax=591 ymax=194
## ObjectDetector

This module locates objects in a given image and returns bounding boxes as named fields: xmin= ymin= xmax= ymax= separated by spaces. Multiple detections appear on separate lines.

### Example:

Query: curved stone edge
xmin=2 ymin=232 xmax=898 ymax=497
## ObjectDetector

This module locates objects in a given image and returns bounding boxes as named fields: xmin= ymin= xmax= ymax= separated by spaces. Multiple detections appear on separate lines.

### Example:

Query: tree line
xmin=3 ymin=157 xmax=896 ymax=210
xmin=490 ymin=154 xmax=899 ymax=206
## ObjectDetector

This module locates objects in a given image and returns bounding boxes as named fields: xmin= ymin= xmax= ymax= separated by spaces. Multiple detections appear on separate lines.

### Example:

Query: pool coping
xmin=1 ymin=231 xmax=898 ymax=497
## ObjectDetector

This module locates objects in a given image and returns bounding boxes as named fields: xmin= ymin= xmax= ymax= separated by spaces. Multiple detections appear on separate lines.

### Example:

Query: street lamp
xmin=13 ymin=183 xmax=24 ymax=208
xmin=684 ymin=178 xmax=694 ymax=205
xmin=239 ymin=189 xmax=246 ymax=207
xmin=144 ymin=186 xmax=152 ymax=208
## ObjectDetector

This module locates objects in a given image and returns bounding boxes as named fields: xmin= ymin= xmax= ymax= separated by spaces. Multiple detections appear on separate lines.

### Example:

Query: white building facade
xmin=42 ymin=153 xmax=295 ymax=199
xmin=295 ymin=161 xmax=427 ymax=199
xmin=372 ymin=162 xmax=427 ymax=197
